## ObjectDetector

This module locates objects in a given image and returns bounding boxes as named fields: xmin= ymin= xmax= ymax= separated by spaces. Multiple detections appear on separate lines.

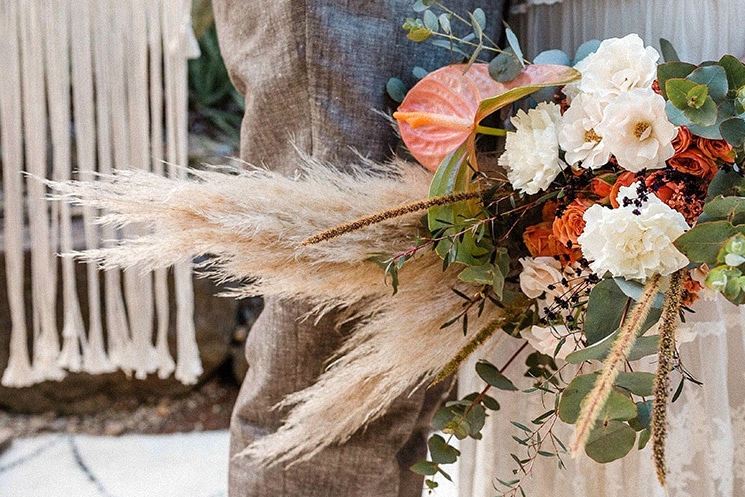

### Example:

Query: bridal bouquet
xmin=388 ymin=4 xmax=745 ymax=494
xmin=50 ymin=2 xmax=745 ymax=496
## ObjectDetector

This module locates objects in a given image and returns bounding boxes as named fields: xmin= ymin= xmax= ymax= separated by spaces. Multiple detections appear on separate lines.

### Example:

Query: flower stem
xmin=569 ymin=274 xmax=662 ymax=457
xmin=475 ymin=125 xmax=507 ymax=137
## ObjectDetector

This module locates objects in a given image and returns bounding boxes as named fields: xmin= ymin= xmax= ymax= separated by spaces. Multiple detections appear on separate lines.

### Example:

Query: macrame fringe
xmin=47 ymin=157 xmax=505 ymax=463
xmin=0 ymin=0 xmax=200 ymax=387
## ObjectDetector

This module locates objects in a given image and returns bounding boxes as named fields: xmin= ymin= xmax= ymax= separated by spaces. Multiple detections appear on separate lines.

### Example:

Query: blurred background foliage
xmin=189 ymin=0 xmax=244 ymax=147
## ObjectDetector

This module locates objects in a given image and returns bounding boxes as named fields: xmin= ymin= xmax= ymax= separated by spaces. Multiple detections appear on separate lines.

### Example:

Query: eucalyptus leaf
xmin=687 ymin=65 xmax=728 ymax=103
xmin=407 ymin=27 xmax=432 ymax=42
xmin=505 ymin=27 xmax=525 ymax=67
xmin=557 ymin=374 xmax=595 ymax=423
xmin=703 ymin=195 xmax=745 ymax=225
xmin=584 ymin=420 xmax=636 ymax=463
xmin=412 ymin=66 xmax=429 ymax=80
xmin=656 ymin=62 xmax=696 ymax=99
xmin=386 ymin=77 xmax=408 ymax=103
xmin=626 ymin=335 xmax=660 ymax=362
xmin=558 ymin=374 xmax=637 ymax=424
xmin=584 ymin=279 xmax=628 ymax=345
xmin=720 ymin=117 xmax=745 ymax=147
xmin=658 ymin=38 xmax=680 ymax=63
xmin=428 ymin=434 xmax=460 ymax=464
xmin=410 ymin=461 xmax=439 ymax=476
xmin=533 ymin=49 xmax=571 ymax=66
xmin=682 ymin=95 xmax=718 ymax=126
xmin=422 ymin=9 xmax=439 ymax=32
xmin=665 ymin=100 xmax=725 ymax=139
xmin=565 ymin=304 xmax=661 ymax=364
xmin=476 ymin=360 xmax=518 ymax=391
xmin=613 ymin=278 xmax=665 ymax=308
xmin=573 ymin=39 xmax=601 ymax=65
xmin=614 ymin=372 xmax=655 ymax=397
xmin=708 ymin=168 xmax=745 ymax=198
xmin=718 ymin=54 xmax=745 ymax=91
xmin=438 ymin=14 xmax=451 ymax=34
xmin=674 ymin=220 xmax=739 ymax=266
xmin=489 ymin=48 xmax=522 ymax=83
xmin=471 ymin=8 xmax=486 ymax=31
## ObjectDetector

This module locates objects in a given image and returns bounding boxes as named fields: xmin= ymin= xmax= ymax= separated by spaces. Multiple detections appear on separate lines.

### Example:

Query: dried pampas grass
xmin=49 ymin=155 xmax=503 ymax=464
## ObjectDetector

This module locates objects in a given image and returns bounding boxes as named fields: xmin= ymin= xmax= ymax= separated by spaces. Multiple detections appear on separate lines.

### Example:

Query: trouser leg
xmin=213 ymin=1 xmax=503 ymax=496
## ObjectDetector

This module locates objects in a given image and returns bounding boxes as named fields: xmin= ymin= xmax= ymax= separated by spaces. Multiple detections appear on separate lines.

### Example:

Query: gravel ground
xmin=0 ymin=375 xmax=239 ymax=440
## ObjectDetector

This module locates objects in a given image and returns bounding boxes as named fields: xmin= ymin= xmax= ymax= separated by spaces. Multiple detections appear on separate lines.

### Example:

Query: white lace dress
xmin=456 ymin=2 xmax=745 ymax=496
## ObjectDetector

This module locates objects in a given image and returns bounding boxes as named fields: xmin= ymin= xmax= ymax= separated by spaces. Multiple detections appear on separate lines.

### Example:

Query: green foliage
xmin=476 ymin=360 xmax=518 ymax=391
xmin=188 ymin=24 xmax=244 ymax=142
xmin=661 ymin=55 xmax=745 ymax=146
xmin=428 ymin=143 xmax=493 ymax=267
xmin=557 ymin=372 xmax=653 ymax=463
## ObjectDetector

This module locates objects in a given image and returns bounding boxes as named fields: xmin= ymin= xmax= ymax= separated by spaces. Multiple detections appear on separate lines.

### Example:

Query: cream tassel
xmin=20 ymin=1 xmax=64 ymax=381
xmin=124 ymin=0 xmax=157 ymax=380
xmin=70 ymin=0 xmax=113 ymax=374
xmin=47 ymin=0 xmax=87 ymax=373
xmin=91 ymin=0 xmax=135 ymax=375
xmin=147 ymin=0 xmax=175 ymax=379
xmin=0 ymin=0 xmax=36 ymax=387
xmin=164 ymin=0 xmax=202 ymax=384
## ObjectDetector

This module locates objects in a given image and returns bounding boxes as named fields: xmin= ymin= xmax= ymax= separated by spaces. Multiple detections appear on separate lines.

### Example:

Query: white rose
xmin=595 ymin=88 xmax=676 ymax=172
xmin=558 ymin=93 xmax=611 ymax=169
xmin=519 ymin=257 xmax=564 ymax=299
xmin=498 ymin=102 xmax=567 ymax=195
xmin=523 ymin=324 xmax=577 ymax=360
xmin=577 ymin=183 xmax=690 ymax=282
xmin=575 ymin=34 xmax=659 ymax=100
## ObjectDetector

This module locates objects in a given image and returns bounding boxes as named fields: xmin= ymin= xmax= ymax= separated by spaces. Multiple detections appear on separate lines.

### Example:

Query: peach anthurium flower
xmin=394 ymin=63 xmax=580 ymax=172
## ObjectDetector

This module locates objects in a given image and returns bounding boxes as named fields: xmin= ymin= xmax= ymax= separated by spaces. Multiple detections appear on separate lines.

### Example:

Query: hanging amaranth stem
xmin=569 ymin=273 xmax=662 ymax=457
xmin=651 ymin=268 xmax=687 ymax=489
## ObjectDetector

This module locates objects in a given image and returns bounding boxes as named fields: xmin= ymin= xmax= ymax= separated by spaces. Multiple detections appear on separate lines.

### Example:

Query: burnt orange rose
xmin=523 ymin=221 xmax=582 ymax=265
xmin=695 ymin=136 xmax=735 ymax=163
xmin=588 ymin=173 xmax=615 ymax=204
xmin=553 ymin=199 xmax=591 ymax=246
xmin=668 ymin=147 xmax=718 ymax=179
xmin=523 ymin=222 xmax=555 ymax=258
xmin=672 ymin=126 xmax=692 ymax=154
xmin=609 ymin=171 xmax=638 ymax=208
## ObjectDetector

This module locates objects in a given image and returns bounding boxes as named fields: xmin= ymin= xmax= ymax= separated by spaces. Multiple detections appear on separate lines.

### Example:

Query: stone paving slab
xmin=0 ymin=431 xmax=229 ymax=497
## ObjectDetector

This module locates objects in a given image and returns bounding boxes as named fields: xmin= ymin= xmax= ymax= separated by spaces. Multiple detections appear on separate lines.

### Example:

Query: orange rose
xmin=671 ymin=126 xmax=692 ymax=154
xmin=553 ymin=199 xmax=591 ymax=246
xmin=695 ymin=136 xmax=735 ymax=163
xmin=668 ymin=147 xmax=718 ymax=179
xmin=523 ymin=221 xmax=582 ymax=265
xmin=609 ymin=171 xmax=638 ymax=208
xmin=523 ymin=222 xmax=555 ymax=258
xmin=588 ymin=173 xmax=616 ymax=203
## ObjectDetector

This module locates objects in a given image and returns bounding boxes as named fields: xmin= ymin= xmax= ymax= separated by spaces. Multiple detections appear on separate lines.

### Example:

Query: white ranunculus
xmin=519 ymin=256 xmax=564 ymax=299
xmin=498 ymin=102 xmax=567 ymax=195
xmin=577 ymin=183 xmax=690 ymax=282
xmin=523 ymin=324 xmax=577 ymax=360
xmin=558 ymin=93 xmax=611 ymax=169
xmin=574 ymin=34 xmax=659 ymax=100
xmin=595 ymin=88 xmax=676 ymax=172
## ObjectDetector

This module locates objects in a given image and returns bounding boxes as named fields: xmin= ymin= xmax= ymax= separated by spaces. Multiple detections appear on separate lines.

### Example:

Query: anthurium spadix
xmin=393 ymin=63 xmax=580 ymax=172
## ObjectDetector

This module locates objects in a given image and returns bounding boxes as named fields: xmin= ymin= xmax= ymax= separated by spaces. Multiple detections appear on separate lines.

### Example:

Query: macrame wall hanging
xmin=0 ymin=0 xmax=202 ymax=387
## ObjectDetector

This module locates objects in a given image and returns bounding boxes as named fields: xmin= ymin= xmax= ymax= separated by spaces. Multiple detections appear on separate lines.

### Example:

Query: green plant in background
xmin=188 ymin=20 xmax=244 ymax=145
